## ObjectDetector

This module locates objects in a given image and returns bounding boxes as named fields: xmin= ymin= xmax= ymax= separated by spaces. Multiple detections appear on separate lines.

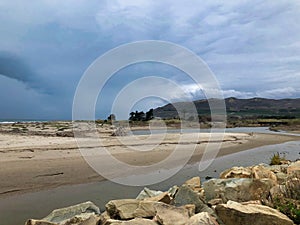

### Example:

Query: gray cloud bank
xmin=0 ymin=0 xmax=300 ymax=119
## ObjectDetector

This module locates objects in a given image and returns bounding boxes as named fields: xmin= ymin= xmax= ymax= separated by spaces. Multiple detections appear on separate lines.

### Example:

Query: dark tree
xmin=129 ymin=110 xmax=146 ymax=121
xmin=129 ymin=112 xmax=135 ymax=121
xmin=107 ymin=114 xmax=116 ymax=121
xmin=129 ymin=109 xmax=154 ymax=121
xmin=136 ymin=111 xmax=145 ymax=121
xmin=145 ymin=108 xmax=154 ymax=121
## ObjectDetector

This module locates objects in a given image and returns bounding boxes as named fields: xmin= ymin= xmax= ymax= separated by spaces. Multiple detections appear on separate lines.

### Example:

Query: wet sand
xmin=1 ymin=138 xmax=300 ymax=225
xmin=1 ymin=125 xmax=300 ymax=198
xmin=1 ymin=122 xmax=300 ymax=225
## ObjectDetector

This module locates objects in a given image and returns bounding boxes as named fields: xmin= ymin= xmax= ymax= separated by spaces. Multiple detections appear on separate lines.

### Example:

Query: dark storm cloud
xmin=0 ymin=53 xmax=36 ymax=84
xmin=0 ymin=52 xmax=52 ymax=93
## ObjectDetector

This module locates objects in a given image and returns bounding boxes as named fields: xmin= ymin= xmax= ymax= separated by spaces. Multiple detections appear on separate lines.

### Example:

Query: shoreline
xmin=1 ymin=137 xmax=300 ymax=225
xmin=1 ymin=128 xmax=300 ymax=199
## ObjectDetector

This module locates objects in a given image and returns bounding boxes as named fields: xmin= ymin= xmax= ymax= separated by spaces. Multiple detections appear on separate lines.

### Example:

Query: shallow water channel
xmin=0 ymin=127 xmax=299 ymax=225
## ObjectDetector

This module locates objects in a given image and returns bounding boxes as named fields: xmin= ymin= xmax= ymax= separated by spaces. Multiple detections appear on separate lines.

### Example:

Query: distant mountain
xmin=153 ymin=97 xmax=300 ymax=119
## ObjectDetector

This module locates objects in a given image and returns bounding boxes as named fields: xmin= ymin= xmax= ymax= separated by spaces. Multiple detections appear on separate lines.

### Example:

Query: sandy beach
xmin=1 ymin=122 xmax=300 ymax=199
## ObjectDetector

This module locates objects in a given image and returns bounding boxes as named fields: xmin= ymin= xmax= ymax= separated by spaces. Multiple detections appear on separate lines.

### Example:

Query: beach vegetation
xmin=11 ymin=127 xmax=20 ymax=132
xmin=270 ymin=152 xmax=286 ymax=165
xmin=272 ymin=175 xmax=300 ymax=224
xmin=273 ymin=197 xmax=300 ymax=224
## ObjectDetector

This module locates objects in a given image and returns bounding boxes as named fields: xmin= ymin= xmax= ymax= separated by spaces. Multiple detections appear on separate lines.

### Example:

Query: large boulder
xmin=275 ymin=172 xmax=288 ymax=184
xmin=215 ymin=200 xmax=294 ymax=225
xmin=287 ymin=160 xmax=300 ymax=176
xmin=106 ymin=199 xmax=141 ymax=219
xmin=269 ymin=185 xmax=287 ymax=200
xmin=132 ymin=201 xmax=161 ymax=218
xmin=251 ymin=165 xmax=277 ymax=185
xmin=269 ymin=175 xmax=300 ymax=200
xmin=220 ymin=167 xmax=252 ymax=179
xmin=267 ymin=164 xmax=288 ymax=174
xmin=154 ymin=203 xmax=190 ymax=225
xmin=219 ymin=165 xmax=278 ymax=185
xmin=59 ymin=214 xmax=100 ymax=225
xmin=144 ymin=192 xmax=172 ymax=204
xmin=26 ymin=214 xmax=100 ymax=225
xmin=184 ymin=177 xmax=201 ymax=191
xmin=184 ymin=177 xmax=205 ymax=199
xmin=43 ymin=201 xmax=99 ymax=222
xmin=26 ymin=201 xmax=100 ymax=225
xmin=174 ymin=186 xmax=213 ymax=214
xmin=187 ymin=212 xmax=219 ymax=225
xmin=203 ymin=178 xmax=274 ymax=203
xmin=106 ymin=199 xmax=173 ymax=220
xmin=174 ymin=186 xmax=223 ymax=224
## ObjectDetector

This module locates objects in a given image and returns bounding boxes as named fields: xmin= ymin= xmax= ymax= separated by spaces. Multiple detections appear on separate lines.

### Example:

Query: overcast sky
xmin=1 ymin=0 xmax=300 ymax=120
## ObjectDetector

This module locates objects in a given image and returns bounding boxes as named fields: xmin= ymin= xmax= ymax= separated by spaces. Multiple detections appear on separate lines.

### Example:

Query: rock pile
xmin=25 ymin=160 xmax=300 ymax=225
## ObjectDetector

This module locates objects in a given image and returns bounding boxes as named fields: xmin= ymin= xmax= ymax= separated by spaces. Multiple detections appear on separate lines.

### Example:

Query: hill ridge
xmin=153 ymin=97 xmax=300 ymax=119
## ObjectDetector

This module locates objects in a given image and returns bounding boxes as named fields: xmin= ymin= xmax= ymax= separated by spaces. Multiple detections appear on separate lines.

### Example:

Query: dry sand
xmin=0 ymin=123 xmax=300 ymax=198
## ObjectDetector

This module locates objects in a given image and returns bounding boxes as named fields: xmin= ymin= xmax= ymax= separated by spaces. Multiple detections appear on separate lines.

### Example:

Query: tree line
xmin=104 ymin=108 xmax=154 ymax=123
xmin=129 ymin=108 xmax=154 ymax=121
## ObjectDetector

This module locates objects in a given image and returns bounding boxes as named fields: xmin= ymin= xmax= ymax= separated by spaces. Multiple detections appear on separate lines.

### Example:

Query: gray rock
xmin=136 ymin=188 xmax=163 ymax=200
xmin=269 ymin=176 xmax=300 ymax=201
xmin=270 ymin=164 xmax=289 ymax=173
xmin=203 ymin=178 xmax=274 ymax=203
xmin=154 ymin=203 xmax=190 ymax=225
xmin=132 ymin=201 xmax=160 ymax=218
xmin=269 ymin=185 xmax=287 ymax=200
xmin=136 ymin=185 xmax=178 ymax=200
xmin=26 ymin=214 xmax=100 ymax=225
xmin=106 ymin=199 xmax=141 ymax=220
xmin=106 ymin=199 xmax=167 ymax=220
xmin=175 ymin=186 xmax=211 ymax=213
xmin=215 ymin=200 xmax=294 ymax=225
xmin=61 ymin=214 xmax=100 ymax=225
xmin=174 ymin=186 xmax=223 ymax=225
xmin=144 ymin=192 xmax=172 ymax=204
xmin=275 ymin=172 xmax=288 ymax=184
xmin=187 ymin=212 xmax=219 ymax=225
xmin=26 ymin=201 xmax=100 ymax=225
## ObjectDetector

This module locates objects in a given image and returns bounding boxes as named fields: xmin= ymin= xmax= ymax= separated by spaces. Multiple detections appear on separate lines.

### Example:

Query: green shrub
xmin=273 ymin=197 xmax=300 ymax=224
xmin=270 ymin=152 xmax=286 ymax=165
xmin=272 ymin=175 xmax=300 ymax=224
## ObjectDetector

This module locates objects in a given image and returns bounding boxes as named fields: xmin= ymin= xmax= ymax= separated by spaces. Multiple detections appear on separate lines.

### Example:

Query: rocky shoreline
xmin=25 ymin=160 xmax=300 ymax=225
